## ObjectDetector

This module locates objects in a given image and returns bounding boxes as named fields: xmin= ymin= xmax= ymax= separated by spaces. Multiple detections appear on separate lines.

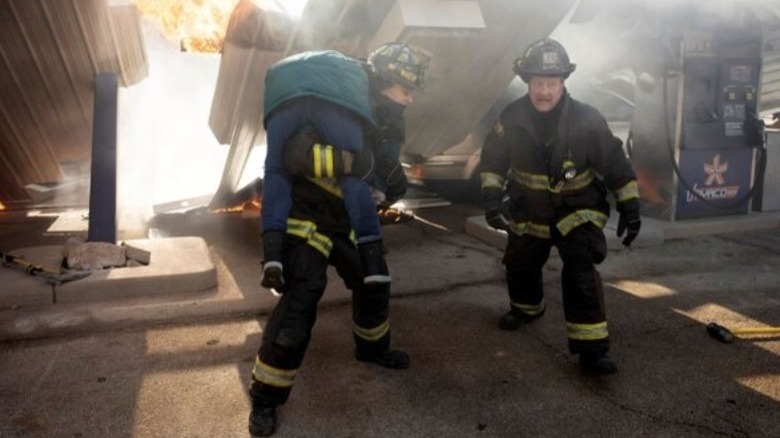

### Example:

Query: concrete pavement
xmin=1 ymin=204 xmax=780 ymax=437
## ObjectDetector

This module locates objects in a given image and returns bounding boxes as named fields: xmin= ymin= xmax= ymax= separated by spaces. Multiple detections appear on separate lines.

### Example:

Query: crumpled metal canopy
xmin=0 ymin=0 xmax=148 ymax=206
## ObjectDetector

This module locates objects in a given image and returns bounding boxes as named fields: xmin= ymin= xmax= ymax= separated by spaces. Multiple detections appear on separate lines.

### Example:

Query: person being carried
xmin=260 ymin=43 xmax=431 ymax=289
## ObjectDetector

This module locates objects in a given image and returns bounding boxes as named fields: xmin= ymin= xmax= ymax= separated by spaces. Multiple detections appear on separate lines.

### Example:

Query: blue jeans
xmin=262 ymin=98 xmax=381 ymax=243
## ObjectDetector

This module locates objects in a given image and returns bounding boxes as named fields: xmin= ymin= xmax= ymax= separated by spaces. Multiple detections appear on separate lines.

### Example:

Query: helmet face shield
xmin=513 ymin=38 xmax=576 ymax=83
xmin=369 ymin=42 xmax=432 ymax=90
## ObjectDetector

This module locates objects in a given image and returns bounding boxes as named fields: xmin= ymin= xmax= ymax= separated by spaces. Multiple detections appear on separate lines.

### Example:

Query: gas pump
xmin=630 ymin=25 xmax=765 ymax=220
xmin=674 ymin=30 xmax=764 ymax=219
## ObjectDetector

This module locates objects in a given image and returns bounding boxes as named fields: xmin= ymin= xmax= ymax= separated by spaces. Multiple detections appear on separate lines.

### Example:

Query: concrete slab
xmin=2 ymin=237 xmax=217 ymax=308
xmin=55 ymin=237 xmax=217 ymax=304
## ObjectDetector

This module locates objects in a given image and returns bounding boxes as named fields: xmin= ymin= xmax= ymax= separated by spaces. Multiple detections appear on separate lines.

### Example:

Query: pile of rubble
xmin=63 ymin=237 xmax=151 ymax=271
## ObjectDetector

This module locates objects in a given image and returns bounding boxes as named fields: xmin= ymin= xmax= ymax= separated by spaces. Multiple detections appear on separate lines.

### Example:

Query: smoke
xmin=116 ymin=20 xmax=225 ymax=234
xmin=553 ymin=0 xmax=772 ymax=88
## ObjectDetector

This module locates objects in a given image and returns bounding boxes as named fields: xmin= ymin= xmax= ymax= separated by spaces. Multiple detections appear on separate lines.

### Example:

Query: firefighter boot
xmin=498 ymin=307 xmax=545 ymax=331
xmin=356 ymin=348 xmax=410 ymax=369
xmin=248 ymin=400 xmax=278 ymax=437
xmin=260 ymin=231 xmax=285 ymax=290
xmin=579 ymin=353 xmax=618 ymax=375
xmin=358 ymin=240 xmax=391 ymax=284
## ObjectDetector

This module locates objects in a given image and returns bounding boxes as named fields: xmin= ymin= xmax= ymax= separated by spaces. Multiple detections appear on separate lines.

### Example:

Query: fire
xmin=130 ymin=0 xmax=241 ymax=53
xmin=0 ymin=200 xmax=5 ymax=211
xmin=378 ymin=207 xmax=414 ymax=225
xmin=212 ymin=197 xmax=261 ymax=213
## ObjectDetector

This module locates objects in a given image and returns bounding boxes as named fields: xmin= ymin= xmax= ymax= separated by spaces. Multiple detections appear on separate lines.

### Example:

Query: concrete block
xmin=122 ymin=241 xmax=151 ymax=265
xmin=56 ymin=237 xmax=217 ymax=304
xmin=65 ymin=241 xmax=126 ymax=270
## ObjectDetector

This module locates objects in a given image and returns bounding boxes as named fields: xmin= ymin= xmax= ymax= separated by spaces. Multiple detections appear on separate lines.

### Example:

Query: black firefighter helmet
xmin=513 ymin=38 xmax=576 ymax=83
xmin=368 ymin=42 xmax=432 ymax=90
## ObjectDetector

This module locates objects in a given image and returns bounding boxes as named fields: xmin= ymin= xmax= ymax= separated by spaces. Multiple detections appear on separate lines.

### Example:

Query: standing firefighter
xmin=479 ymin=38 xmax=640 ymax=375
xmin=248 ymin=42 xmax=431 ymax=437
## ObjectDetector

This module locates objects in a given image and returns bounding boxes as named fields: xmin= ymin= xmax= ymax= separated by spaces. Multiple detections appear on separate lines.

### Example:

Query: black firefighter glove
xmin=483 ymin=188 xmax=509 ymax=232
xmin=616 ymin=199 xmax=641 ymax=247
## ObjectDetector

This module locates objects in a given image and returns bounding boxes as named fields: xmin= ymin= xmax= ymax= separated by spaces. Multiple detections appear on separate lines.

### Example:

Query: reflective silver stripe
xmin=614 ymin=180 xmax=639 ymax=202
xmin=511 ymin=169 xmax=549 ymax=191
xmin=556 ymin=209 xmax=608 ymax=236
xmin=566 ymin=321 xmax=608 ymax=341
xmin=480 ymin=172 xmax=505 ymax=189
xmin=510 ymin=298 xmax=546 ymax=316
xmin=508 ymin=221 xmax=551 ymax=239
xmin=286 ymin=218 xmax=333 ymax=257
xmin=353 ymin=320 xmax=390 ymax=342
xmin=252 ymin=356 xmax=297 ymax=388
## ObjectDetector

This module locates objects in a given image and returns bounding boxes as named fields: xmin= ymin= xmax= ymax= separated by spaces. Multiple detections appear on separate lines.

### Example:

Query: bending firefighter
xmin=260 ymin=44 xmax=431 ymax=288
xmin=249 ymin=42 xmax=431 ymax=437
xmin=480 ymin=38 xmax=641 ymax=375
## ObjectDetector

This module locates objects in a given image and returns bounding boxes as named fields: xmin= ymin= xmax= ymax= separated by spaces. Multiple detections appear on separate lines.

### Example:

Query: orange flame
xmin=131 ymin=0 xmax=241 ymax=53
xmin=211 ymin=197 xmax=262 ymax=214
xmin=0 ymin=200 xmax=5 ymax=211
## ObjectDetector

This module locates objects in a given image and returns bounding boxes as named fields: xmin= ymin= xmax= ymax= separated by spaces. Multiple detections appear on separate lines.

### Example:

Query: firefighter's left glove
xmin=260 ymin=230 xmax=285 ymax=290
xmin=616 ymin=199 xmax=641 ymax=247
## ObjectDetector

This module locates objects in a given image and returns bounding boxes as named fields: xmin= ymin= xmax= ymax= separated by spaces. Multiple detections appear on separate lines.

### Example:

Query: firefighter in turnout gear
xmin=480 ymin=38 xmax=640 ymax=375
xmin=248 ymin=42 xmax=431 ymax=437
xmin=260 ymin=44 xmax=431 ymax=290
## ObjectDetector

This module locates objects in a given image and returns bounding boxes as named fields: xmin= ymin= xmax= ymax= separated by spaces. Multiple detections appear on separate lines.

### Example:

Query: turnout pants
xmin=503 ymin=223 xmax=610 ymax=355
xmin=250 ymin=233 xmax=392 ymax=406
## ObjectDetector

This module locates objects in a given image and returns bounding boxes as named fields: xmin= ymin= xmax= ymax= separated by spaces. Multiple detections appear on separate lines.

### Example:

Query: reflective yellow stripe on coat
xmin=511 ymin=169 xmax=549 ymax=191
xmin=480 ymin=172 xmax=505 ymax=190
xmin=312 ymin=143 xmax=336 ymax=178
xmin=508 ymin=221 xmax=551 ymax=239
xmin=286 ymin=218 xmax=334 ymax=257
xmin=511 ymin=168 xmax=595 ymax=193
xmin=613 ymin=180 xmax=639 ymax=203
xmin=307 ymin=176 xmax=343 ymax=198
xmin=556 ymin=209 xmax=608 ymax=236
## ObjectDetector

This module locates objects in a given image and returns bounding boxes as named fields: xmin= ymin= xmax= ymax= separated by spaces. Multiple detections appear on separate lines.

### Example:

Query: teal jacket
xmin=263 ymin=50 xmax=375 ymax=126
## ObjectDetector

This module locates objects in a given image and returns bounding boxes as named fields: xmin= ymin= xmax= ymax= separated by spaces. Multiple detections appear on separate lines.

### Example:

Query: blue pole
xmin=88 ymin=72 xmax=118 ymax=243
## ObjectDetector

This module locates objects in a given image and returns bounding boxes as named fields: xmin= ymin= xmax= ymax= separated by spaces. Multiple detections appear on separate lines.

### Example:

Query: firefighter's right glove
xmin=485 ymin=209 xmax=509 ymax=232
xmin=483 ymin=188 xmax=508 ymax=232
xmin=616 ymin=199 xmax=641 ymax=247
